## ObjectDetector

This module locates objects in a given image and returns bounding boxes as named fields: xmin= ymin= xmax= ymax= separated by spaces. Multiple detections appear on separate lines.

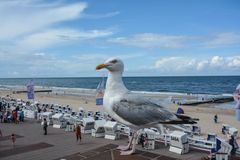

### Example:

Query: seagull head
xmin=96 ymin=58 xmax=124 ymax=73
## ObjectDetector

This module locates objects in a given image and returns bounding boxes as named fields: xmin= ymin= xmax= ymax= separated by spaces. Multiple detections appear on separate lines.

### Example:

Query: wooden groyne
xmin=177 ymin=96 xmax=234 ymax=106
xmin=12 ymin=90 xmax=52 ymax=94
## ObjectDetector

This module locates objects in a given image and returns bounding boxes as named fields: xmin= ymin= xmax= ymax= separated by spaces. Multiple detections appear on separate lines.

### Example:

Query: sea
xmin=0 ymin=76 xmax=239 ymax=94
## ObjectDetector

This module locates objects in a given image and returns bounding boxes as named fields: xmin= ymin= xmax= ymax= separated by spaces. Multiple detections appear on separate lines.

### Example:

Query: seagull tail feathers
xmin=158 ymin=120 xmax=197 ymax=124
xmin=154 ymin=115 xmax=198 ymax=134
xmin=175 ymin=114 xmax=199 ymax=121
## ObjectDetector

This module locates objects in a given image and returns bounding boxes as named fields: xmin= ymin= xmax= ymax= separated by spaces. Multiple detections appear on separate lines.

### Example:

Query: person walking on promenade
xmin=139 ymin=133 xmax=145 ymax=148
xmin=75 ymin=125 xmax=81 ymax=143
xmin=19 ymin=111 xmax=24 ymax=122
xmin=0 ymin=111 xmax=3 ymax=123
xmin=11 ymin=133 xmax=16 ymax=146
xmin=43 ymin=118 xmax=48 ymax=135
xmin=12 ymin=110 xmax=17 ymax=123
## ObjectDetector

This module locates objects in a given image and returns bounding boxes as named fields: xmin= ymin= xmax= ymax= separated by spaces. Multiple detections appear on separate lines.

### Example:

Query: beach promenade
xmin=0 ymin=91 xmax=240 ymax=160
xmin=0 ymin=119 xmax=209 ymax=160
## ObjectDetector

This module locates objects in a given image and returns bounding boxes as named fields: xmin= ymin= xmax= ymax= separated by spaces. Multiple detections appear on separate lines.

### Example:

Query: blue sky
xmin=0 ymin=0 xmax=240 ymax=77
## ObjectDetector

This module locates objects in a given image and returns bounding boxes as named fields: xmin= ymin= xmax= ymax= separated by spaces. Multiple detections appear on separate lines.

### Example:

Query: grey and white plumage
xmin=96 ymin=58 xmax=196 ymax=155
xmin=96 ymin=58 xmax=193 ymax=130
xmin=112 ymin=93 xmax=177 ymax=127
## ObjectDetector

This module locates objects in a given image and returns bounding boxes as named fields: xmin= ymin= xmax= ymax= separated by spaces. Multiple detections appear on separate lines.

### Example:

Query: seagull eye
xmin=111 ymin=60 xmax=117 ymax=64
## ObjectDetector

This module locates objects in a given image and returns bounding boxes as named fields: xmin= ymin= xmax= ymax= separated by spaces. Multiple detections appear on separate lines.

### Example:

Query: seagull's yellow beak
xmin=96 ymin=63 xmax=108 ymax=70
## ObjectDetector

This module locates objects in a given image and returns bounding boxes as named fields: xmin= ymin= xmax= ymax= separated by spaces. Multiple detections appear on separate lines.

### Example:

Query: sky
xmin=0 ymin=0 xmax=240 ymax=78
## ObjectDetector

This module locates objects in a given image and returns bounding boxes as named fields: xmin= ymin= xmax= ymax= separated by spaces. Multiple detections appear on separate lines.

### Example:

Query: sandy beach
xmin=0 ymin=89 xmax=239 ymax=139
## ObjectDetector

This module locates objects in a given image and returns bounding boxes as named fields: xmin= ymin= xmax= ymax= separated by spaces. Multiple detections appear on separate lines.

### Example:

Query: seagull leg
xmin=120 ymin=132 xmax=137 ymax=155
xmin=117 ymin=133 xmax=134 ymax=151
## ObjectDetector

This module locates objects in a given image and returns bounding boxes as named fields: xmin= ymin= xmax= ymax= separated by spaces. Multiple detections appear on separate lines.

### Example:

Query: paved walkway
xmin=56 ymin=144 xmax=181 ymax=160
xmin=0 ymin=119 xmax=210 ymax=160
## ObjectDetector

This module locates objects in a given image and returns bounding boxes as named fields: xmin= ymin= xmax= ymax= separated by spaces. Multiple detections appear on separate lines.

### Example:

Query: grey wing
xmin=112 ymin=94 xmax=177 ymax=126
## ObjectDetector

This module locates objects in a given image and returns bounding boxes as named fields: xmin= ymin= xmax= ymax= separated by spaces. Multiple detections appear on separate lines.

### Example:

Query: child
xmin=11 ymin=133 xmax=16 ymax=146
xmin=75 ymin=125 xmax=81 ymax=143
xmin=43 ymin=118 xmax=48 ymax=135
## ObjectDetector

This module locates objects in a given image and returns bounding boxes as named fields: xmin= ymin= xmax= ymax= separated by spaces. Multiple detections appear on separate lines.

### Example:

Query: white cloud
xmin=16 ymin=29 xmax=113 ymax=51
xmin=108 ymin=32 xmax=240 ymax=49
xmin=109 ymin=33 xmax=188 ymax=48
xmin=209 ymin=56 xmax=240 ymax=69
xmin=72 ymin=53 xmax=146 ymax=63
xmin=73 ymin=54 xmax=109 ymax=63
xmin=33 ymin=52 xmax=45 ymax=56
xmin=204 ymin=32 xmax=240 ymax=48
xmin=0 ymin=0 xmax=87 ymax=39
xmin=196 ymin=60 xmax=209 ymax=71
xmin=0 ymin=51 xmax=150 ymax=77
xmin=210 ymin=56 xmax=223 ymax=67
xmin=226 ymin=57 xmax=240 ymax=68
xmin=153 ymin=56 xmax=240 ymax=74
xmin=154 ymin=57 xmax=197 ymax=71
xmin=82 ymin=11 xmax=120 ymax=19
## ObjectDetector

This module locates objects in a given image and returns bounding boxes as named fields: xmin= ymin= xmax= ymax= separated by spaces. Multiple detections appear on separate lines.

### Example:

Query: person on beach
xmin=229 ymin=135 xmax=236 ymax=155
xmin=75 ymin=125 xmax=81 ymax=143
xmin=11 ymin=133 xmax=16 ymax=146
xmin=143 ymin=133 xmax=148 ymax=148
xmin=43 ymin=118 xmax=48 ymax=135
xmin=128 ymin=130 xmax=133 ymax=143
xmin=214 ymin=114 xmax=218 ymax=123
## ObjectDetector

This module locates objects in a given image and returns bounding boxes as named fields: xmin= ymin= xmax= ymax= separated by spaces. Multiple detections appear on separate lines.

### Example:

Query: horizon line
xmin=0 ymin=75 xmax=239 ymax=79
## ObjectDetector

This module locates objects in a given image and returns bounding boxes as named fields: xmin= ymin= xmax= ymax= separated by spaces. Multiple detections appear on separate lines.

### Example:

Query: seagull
xmin=96 ymin=58 xmax=196 ymax=155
